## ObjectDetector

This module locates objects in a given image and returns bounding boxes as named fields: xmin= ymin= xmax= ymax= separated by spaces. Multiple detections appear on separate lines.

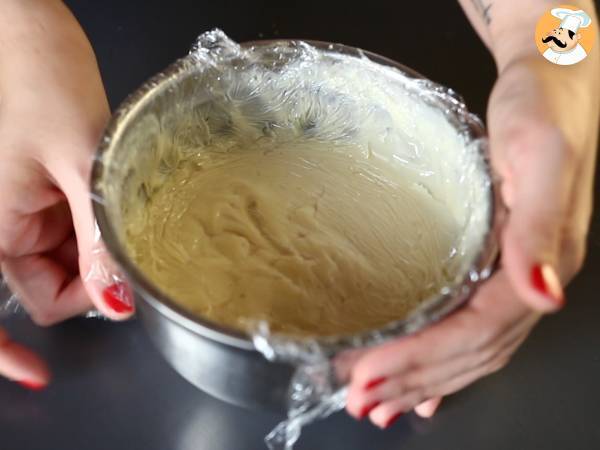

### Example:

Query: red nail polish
xmin=358 ymin=401 xmax=381 ymax=419
xmin=102 ymin=283 xmax=134 ymax=313
xmin=383 ymin=411 xmax=404 ymax=429
xmin=364 ymin=377 xmax=387 ymax=390
xmin=18 ymin=380 xmax=46 ymax=391
xmin=531 ymin=264 xmax=564 ymax=307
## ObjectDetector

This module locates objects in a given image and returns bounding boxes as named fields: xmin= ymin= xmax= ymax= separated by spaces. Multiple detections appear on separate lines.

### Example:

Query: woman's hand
xmin=344 ymin=3 xmax=600 ymax=427
xmin=0 ymin=0 xmax=133 ymax=388
xmin=343 ymin=271 xmax=539 ymax=427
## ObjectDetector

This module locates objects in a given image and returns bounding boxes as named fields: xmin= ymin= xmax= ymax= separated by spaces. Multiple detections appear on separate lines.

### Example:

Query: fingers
xmin=47 ymin=233 xmax=80 ymax=275
xmin=414 ymin=397 xmax=442 ymax=418
xmin=349 ymin=303 xmax=533 ymax=403
xmin=365 ymin=363 xmax=483 ymax=428
xmin=0 ymin=328 xmax=50 ymax=387
xmin=334 ymin=348 xmax=368 ymax=384
xmin=0 ymin=199 xmax=131 ymax=324
xmin=23 ymin=202 xmax=75 ymax=255
xmin=427 ymin=330 xmax=527 ymax=401
xmin=2 ymin=253 xmax=93 ymax=325
xmin=367 ymin=391 xmax=420 ymax=428
xmin=0 ymin=160 xmax=72 ymax=260
xmin=346 ymin=271 xmax=537 ymax=426
xmin=488 ymin=63 xmax=573 ymax=312
xmin=348 ymin=309 xmax=480 ymax=391
xmin=347 ymin=312 xmax=532 ymax=421
xmin=365 ymin=330 xmax=527 ymax=428
xmin=347 ymin=283 xmax=524 ymax=391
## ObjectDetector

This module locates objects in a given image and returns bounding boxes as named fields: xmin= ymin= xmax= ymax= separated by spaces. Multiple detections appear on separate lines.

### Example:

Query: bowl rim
xmin=91 ymin=39 xmax=502 ymax=352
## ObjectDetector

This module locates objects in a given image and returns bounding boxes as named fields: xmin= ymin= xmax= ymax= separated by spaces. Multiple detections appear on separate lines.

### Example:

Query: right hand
xmin=0 ymin=1 xmax=134 ymax=388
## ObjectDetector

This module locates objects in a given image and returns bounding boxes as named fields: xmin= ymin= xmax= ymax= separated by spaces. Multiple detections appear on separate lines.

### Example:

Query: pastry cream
xmin=124 ymin=140 xmax=461 ymax=336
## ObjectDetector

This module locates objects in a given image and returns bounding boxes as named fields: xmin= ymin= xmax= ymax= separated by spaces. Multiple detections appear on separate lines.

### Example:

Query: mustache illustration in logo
xmin=542 ymin=35 xmax=568 ymax=48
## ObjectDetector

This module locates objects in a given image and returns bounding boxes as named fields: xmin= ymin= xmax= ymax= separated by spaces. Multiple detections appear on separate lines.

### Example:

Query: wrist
xmin=475 ymin=1 xmax=598 ymax=72
xmin=0 ymin=0 xmax=95 ymax=89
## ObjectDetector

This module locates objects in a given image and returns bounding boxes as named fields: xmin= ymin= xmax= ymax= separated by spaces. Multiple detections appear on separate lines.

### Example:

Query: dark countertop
xmin=2 ymin=1 xmax=599 ymax=449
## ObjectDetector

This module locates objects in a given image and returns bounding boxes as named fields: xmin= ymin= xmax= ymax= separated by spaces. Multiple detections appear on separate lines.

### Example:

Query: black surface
xmin=2 ymin=1 xmax=600 ymax=449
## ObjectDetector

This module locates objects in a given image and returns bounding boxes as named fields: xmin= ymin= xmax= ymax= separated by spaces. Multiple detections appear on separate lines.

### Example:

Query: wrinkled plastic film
xmin=254 ymin=326 xmax=349 ymax=450
xmin=0 ymin=273 xmax=24 ymax=318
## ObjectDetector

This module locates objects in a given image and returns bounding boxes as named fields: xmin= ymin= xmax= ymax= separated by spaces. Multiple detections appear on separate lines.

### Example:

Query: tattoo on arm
xmin=470 ymin=0 xmax=493 ymax=25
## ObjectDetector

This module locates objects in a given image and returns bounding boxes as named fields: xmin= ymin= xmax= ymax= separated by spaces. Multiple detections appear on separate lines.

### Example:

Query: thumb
xmin=490 ymin=112 xmax=570 ymax=313
xmin=54 ymin=161 xmax=134 ymax=320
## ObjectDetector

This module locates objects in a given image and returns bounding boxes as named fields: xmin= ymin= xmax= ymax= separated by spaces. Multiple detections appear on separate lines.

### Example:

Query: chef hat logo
xmin=551 ymin=8 xmax=592 ymax=33
xmin=535 ymin=4 xmax=595 ymax=66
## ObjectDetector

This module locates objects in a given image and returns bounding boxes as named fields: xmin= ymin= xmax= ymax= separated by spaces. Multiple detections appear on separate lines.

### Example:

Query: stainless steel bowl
xmin=91 ymin=39 xmax=501 ymax=412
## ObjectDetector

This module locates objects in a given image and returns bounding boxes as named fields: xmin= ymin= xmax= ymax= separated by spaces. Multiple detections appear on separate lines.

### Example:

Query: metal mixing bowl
xmin=91 ymin=39 xmax=501 ymax=412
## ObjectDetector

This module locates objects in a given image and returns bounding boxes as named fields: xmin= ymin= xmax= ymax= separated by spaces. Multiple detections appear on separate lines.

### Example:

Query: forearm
xmin=0 ymin=1 xmax=99 ymax=94
xmin=458 ymin=0 xmax=598 ymax=71
xmin=0 ymin=0 xmax=106 ymax=125
xmin=459 ymin=0 xmax=599 ymax=155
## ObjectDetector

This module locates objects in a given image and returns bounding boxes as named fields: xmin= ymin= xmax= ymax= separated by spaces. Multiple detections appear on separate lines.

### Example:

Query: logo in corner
xmin=535 ymin=5 xmax=595 ymax=65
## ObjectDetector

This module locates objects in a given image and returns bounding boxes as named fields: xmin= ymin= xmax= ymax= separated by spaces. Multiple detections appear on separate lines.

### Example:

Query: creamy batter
xmin=125 ymin=140 xmax=461 ymax=336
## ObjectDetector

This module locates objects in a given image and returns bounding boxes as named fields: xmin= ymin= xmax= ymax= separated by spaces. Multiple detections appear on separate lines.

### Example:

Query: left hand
xmin=344 ymin=271 xmax=538 ymax=427
xmin=344 ymin=50 xmax=599 ymax=427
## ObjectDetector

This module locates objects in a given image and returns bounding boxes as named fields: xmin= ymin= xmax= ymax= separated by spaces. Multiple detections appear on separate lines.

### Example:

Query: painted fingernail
xmin=383 ymin=411 xmax=404 ymax=429
xmin=358 ymin=401 xmax=381 ymax=419
xmin=364 ymin=377 xmax=387 ymax=390
xmin=531 ymin=264 xmax=564 ymax=308
xmin=18 ymin=380 xmax=46 ymax=391
xmin=102 ymin=282 xmax=134 ymax=313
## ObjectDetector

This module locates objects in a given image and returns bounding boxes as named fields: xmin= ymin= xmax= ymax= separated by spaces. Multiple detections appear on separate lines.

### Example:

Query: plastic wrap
xmin=91 ymin=29 xmax=499 ymax=450
xmin=83 ymin=222 xmax=134 ymax=317
xmin=0 ymin=274 xmax=23 ymax=318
